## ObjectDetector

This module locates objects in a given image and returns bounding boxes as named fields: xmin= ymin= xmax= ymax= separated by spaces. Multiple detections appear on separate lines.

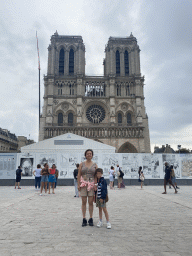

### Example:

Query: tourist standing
xmin=33 ymin=164 xmax=42 ymax=190
xmin=15 ymin=166 xmax=22 ymax=189
xmin=117 ymin=167 xmax=124 ymax=189
xmin=48 ymin=164 xmax=56 ymax=194
xmin=116 ymin=164 xmax=120 ymax=188
xmin=95 ymin=168 xmax=111 ymax=229
xmin=138 ymin=166 xmax=144 ymax=189
xmin=162 ymin=162 xmax=177 ymax=194
xmin=109 ymin=166 xmax=115 ymax=189
xmin=77 ymin=149 xmax=98 ymax=227
xmin=55 ymin=165 xmax=59 ymax=188
xmin=40 ymin=163 xmax=49 ymax=195
xmin=73 ymin=164 xmax=79 ymax=197
xmin=112 ymin=170 xmax=115 ymax=188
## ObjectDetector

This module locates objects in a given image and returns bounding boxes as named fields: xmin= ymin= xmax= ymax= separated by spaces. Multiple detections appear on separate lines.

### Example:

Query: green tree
xmin=175 ymin=148 xmax=190 ymax=154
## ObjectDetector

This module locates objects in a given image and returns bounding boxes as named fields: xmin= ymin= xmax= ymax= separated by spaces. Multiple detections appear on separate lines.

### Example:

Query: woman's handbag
xmin=140 ymin=175 xmax=144 ymax=181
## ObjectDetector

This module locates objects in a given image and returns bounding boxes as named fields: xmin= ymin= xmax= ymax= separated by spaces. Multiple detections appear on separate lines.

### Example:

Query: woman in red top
xmin=49 ymin=164 xmax=56 ymax=194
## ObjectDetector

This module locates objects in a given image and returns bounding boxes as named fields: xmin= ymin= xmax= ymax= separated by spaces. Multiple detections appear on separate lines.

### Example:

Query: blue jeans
xmin=35 ymin=177 xmax=41 ymax=188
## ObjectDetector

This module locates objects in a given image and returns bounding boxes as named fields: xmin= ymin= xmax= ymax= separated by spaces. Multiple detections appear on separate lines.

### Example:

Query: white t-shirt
xmin=109 ymin=169 xmax=114 ymax=177
xmin=34 ymin=168 xmax=42 ymax=177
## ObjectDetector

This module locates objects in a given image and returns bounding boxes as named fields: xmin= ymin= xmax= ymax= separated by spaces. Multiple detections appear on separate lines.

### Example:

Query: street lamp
xmin=177 ymin=145 xmax=181 ymax=154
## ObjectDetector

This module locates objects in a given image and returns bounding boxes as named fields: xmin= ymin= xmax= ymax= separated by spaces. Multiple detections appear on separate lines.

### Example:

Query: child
xmin=95 ymin=168 xmax=111 ymax=229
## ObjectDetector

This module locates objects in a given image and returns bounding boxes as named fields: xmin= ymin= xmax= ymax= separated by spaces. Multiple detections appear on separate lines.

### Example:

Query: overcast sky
xmin=0 ymin=0 xmax=192 ymax=152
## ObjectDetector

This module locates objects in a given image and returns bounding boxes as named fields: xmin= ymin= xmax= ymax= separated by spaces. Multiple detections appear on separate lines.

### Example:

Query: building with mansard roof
xmin=39 ymin=31 xmax=150 ymax=153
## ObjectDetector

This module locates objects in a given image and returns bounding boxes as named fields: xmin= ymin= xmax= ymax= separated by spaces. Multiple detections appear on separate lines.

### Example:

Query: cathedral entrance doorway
xmin=118 ymin=142 xmax=138 ymax=153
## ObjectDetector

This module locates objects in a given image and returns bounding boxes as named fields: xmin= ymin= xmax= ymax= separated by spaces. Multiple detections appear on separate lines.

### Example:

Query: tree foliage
xmin=175 ymin=148 xmax=190 ymax=154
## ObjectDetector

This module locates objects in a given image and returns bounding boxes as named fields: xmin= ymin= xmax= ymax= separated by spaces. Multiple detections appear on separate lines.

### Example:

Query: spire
xmin=54 ymin=30 xmax=58 ymax=36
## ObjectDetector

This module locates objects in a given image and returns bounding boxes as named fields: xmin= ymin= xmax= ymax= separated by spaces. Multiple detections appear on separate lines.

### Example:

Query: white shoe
xmin=97 ymin=220 xmax=103 ymax=228
xmin=107 ymin=222 xmax=111 ymax=229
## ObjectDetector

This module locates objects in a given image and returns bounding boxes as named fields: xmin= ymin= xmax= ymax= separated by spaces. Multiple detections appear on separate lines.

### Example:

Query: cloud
xmin=0 ymin=0 xmax=192 ymax=151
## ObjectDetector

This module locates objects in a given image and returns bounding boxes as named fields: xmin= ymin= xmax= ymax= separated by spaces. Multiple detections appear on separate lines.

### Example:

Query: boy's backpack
xmin=119 ymin=169 xmax=124 ymax=178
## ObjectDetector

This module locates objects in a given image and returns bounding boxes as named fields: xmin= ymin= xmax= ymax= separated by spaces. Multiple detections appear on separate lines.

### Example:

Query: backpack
xmin=119 ymin=169 xmax=124 ymax=178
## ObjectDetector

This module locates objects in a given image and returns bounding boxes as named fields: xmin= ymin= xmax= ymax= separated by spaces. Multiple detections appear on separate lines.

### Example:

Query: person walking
xmin=33 ymin=164 xmax=42 ymax=190
xmin=40 ymin=163 xmax=49 ymax=195
xmin=170 ymin=165 xmax=180 ymax=190
xmin=15 ymin=166 xmax=22 ymax=189
xmin=95 ymin=168 xmax=111 ymax=229
xmin=73 ymin=164 xmax=79 ymax=197
xmin=162 ymin=162 xmax=178 ymax=194
xmin=77 ymin=149 xmax=98 ymax=227
xmin=48 ymin=164 xmax=56 ymax=194
xmin=138 ymin=166 xmax=144 ymax=189
xmin=109 ymin=166 xmax=115 ymax=189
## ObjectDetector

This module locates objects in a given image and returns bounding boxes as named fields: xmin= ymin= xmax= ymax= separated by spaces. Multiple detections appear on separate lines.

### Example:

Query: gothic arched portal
xmin=118 ymin=142 xmax=138 ymax=153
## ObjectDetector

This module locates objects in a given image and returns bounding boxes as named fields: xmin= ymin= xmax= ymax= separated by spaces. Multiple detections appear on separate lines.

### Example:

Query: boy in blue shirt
xmin=95 ymin=168 xmax=111 ymax=229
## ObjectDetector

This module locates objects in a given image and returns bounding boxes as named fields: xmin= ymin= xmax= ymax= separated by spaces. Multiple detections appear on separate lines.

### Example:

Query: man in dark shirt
xmin=162 ymin=162 xmax=177 ymax=194
xmin=15 ymin=166 xmax=22 ymax=189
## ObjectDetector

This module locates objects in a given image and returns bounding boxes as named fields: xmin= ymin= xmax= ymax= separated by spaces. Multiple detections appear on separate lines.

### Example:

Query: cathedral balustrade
xmin=84 ymin=78 xmax=107 ymax=97
xmin=44 ymin=126 xmax=144 ymax=139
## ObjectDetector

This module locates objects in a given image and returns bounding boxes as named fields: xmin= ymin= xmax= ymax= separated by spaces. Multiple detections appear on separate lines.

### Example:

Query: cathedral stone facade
xmin=39 ymin=31 xmax=151 ymax=153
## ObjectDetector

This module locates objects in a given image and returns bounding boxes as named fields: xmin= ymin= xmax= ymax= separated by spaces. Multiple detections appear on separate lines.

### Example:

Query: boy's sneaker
xmin=97 ymin=220 xmax=103 ymax=228
xmin=88 ymin=218 xmax=94 ymax=226
xmin=107 ymin=222 xmax=111 ymax=229
xmin=82 ymin=218 xmax=87 ymax=227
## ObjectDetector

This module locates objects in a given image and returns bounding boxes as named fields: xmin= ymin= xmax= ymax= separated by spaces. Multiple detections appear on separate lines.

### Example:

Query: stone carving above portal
xmin=62 ymin=103 xmax=69 ymax=112
xmin=121 ymin=103 xmax=128 ymax=112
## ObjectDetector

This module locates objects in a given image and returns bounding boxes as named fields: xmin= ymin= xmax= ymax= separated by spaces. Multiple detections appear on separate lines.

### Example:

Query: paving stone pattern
xmin=0 ymin=185 xmax=192 ymax=256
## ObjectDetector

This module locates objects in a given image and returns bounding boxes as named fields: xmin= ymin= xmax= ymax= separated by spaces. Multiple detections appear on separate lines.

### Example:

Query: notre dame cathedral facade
xmin=39 ymin=31 xmax=151 ymax=153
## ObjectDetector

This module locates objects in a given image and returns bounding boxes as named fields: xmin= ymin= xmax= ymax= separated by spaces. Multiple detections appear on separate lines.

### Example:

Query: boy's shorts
xmin=96 ymin=198 xmax=106 ymax=208
xmin=16 ymin=176 xmax=21 ymax=182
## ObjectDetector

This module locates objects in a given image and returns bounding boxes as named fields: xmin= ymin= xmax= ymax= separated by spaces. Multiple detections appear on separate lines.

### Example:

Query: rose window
xmin=86 ymin=105 xmax=105 ymax=123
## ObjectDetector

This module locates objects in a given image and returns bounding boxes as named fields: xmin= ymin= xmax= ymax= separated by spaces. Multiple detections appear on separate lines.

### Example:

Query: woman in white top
xmin=109 ymin=166 xmax=115 ymax=189
xmin=33 ymin=164 xmax=42 ymax=190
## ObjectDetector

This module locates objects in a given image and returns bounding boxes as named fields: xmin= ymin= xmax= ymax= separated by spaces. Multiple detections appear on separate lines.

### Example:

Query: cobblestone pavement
xmin=0 ymin=185 xmax=192 ymax=256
